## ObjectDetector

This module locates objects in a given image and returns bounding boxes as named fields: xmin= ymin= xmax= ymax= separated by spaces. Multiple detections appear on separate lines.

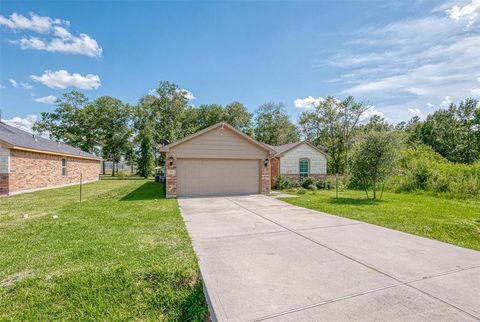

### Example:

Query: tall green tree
xmin=223 ymin=101 xmax=252 ymax=134
xmin=254 ymin=102 xmax=299 ymax=145
xmin=299 ymin=96 xmax=366 ymax=174
xmin=33 ymin=91 xmax=99 ymax=153
xmin=411 ymin=98 xmax=480 ymax=164
xmin=94 ymin=96 xmax=132 ymax=176
xmin=349 ymin=131 xmax=399 ymax=200
xmin=137 ymin=121 xmax=155 ymax=178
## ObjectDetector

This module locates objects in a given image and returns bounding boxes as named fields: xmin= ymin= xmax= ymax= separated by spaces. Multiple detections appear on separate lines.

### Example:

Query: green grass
xmin=0 ymin=180 xmax=207 ymax=321
xmin=280 ymin=189 xmax=480 ymax=251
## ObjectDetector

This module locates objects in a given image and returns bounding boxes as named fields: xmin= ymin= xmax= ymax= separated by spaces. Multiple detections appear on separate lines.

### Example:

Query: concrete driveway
xmin=178 ymin=195 xmax=480 ymax=322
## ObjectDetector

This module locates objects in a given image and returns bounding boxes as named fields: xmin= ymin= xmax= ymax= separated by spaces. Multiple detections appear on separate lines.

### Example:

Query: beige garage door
xmin=177 ymin=158 xmax=260 ymax=197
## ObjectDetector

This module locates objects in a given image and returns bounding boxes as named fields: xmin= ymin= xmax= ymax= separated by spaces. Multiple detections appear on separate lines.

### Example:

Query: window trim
xmin=299 ymin=158 xmax=310 ymax=179
xmin=61 ymin=158 xmax=67 ymax=177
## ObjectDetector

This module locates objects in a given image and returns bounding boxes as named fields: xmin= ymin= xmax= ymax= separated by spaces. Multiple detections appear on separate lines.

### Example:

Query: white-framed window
xmin=62 ymin=158 xmax=67 ymax=176
xmin=299 ymin=159 xmax=309 ymax=179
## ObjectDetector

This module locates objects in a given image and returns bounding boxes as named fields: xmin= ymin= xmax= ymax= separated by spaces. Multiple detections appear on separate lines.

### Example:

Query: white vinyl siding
xmin=280 ymin=143 xmax=326 ymax=175
xmin=0 ymin=146 xmax=10 ymax=173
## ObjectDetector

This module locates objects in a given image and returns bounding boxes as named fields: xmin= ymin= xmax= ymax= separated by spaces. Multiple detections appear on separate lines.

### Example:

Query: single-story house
xmin=0 ymin=121 xmax=101 ymax=196
xmin=269 ymin=141 xmax=327 ymax=185
xmin=160 ymin=122 xmax=327 ymax=197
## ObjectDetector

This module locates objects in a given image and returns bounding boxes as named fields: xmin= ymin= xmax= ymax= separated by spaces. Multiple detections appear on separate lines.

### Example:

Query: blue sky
xmin=1 ymin=0 xmax=479 ymax=131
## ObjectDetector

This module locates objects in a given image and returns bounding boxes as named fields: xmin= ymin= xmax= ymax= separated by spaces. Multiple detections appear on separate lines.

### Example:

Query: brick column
xmin=166 ymin=156 xmax=177 ymax=198
xmin=270 ymin=157 xmax=280 ymax=187
xmin=261 ymin=159 xmax=271 ymax=194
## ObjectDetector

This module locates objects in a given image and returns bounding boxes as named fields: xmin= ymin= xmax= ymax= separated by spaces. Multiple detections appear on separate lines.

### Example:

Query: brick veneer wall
xmin=261 ymin=159 xmax=271 ymax=194
xmin=283 ymin=173 xmax=327 ymax=182
xmin=8 ymin=149 xmax=100 ymax=194
xmin=270 ymin=157 xmax=280 ymax=187
xmin=165 ymin=156 xmax=177 ymax=198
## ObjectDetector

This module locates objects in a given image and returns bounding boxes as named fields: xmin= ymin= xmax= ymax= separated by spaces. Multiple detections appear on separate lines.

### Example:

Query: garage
xmin=160 ymin=122 xmax=275 ymax=198
xmin=177 ymin=158 xmax=260 ymax=197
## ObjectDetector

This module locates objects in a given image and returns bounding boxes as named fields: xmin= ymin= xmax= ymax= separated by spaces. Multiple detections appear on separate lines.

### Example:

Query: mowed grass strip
xmin=0 ymin=180 xmax=207 ymax=321
xmin=280 ymin=189 xmax=480 ymax=251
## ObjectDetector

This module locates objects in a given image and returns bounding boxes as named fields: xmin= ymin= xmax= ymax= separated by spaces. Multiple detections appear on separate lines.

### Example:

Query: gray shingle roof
xmin=0 ymin=122 xmax=100 ymax=159
xmin=268 ymin=141 xmax=328 ymax=156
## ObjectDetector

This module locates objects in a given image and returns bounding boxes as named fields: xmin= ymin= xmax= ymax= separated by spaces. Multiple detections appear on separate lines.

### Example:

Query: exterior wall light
xmin=264 ymin=158 xmax=269 ymax=167
xmin=168 ymin=156 xmax=174 ymax=166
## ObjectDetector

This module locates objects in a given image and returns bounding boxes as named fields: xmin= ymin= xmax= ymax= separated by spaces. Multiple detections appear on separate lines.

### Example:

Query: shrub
xmin=275 ymin=176 xmax=294 ymax=190
xmin=307 ymin=184 xmax=317 ymax=191
xmin=301 ymin=177 xmax=316 ymax=189
xmin=296 ymin=188 xmax=306 ymax=194
xmin=388 ymin=146 xmax=480 ymax=198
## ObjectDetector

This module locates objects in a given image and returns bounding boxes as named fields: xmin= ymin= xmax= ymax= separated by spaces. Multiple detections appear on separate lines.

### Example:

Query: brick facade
xmin=261 ymin=159 xmax=271 ymax=194
xmin=166 ymin=155 xmax=177 ymax=198
xmin=283 ymin=173 xmax=327 ymax=182
xmin=270 ymin=157 xmax=280 ymax=187
xmin=1 ymin=149 xmax=100 ymax=195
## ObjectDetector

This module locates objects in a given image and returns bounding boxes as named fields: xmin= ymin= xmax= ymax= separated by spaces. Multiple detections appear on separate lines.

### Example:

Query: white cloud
xmin=8 ymin=79 xmax=32 ymax=90
xmin=1 ymin=12 xmax=101 ymax=58
xmin=0 ymin=12 xmax=66 ymax=33
xmin=181 ymin=89 xmax=196 ymax=101
xmin=31 ymin=70 xmax=101 ymax=90
xmin=333 ymin=0 xmax=480 ymax=121
xmin=9 ymin=79 xmax=18 ymax=88
xmin=408 ymin=107 xmax=423 ymax=118
xmin=18 ymin=31 xmax=102 ymax=58
xmin=440 ymin=96 xmax=452 ymax=108
xmin=471 ymin=87 xmax=480 ymax=96
xmin=33 ymin=95 xmax=58 ymax=104
xmin=294 ymin=96 xmax=325 ymax=109
xmin=360 ymin=106 xmax=384 ymax=121
xmin=1 ymin=115 xmax=38 ymax=133
xmin=447 ymin=0 xmax=480 ymax=27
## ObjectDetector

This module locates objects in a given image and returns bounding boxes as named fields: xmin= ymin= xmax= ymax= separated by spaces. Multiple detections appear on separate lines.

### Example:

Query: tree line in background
xmin=33 ymin=80 xmax=480 ymax=199
xmin=33 ymin=81 xmax=301 ymax=177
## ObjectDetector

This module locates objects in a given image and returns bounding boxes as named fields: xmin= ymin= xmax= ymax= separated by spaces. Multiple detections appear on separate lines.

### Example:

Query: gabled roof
xmin=159 ymin=122 xmax=276 ymax=154
xmin=0 ymin=122 xmax=101 ymax=160
xmin=269 ymin=141 xmax=328 ymax=157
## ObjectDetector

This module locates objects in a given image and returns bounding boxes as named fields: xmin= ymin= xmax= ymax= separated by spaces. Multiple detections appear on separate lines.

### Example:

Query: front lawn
xmin=0 ymin=180 xmax=207 ymax=321
xmin=280 ymin=189 xmax=480 ymax=251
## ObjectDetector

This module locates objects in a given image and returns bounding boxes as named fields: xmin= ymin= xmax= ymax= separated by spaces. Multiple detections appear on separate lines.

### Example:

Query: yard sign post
xmin=80 ymin=171 xmax=83 ymax=202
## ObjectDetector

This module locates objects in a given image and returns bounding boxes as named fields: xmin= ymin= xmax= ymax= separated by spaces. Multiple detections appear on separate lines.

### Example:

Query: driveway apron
xmin=178 ymin=195 xmax=480 ymax=322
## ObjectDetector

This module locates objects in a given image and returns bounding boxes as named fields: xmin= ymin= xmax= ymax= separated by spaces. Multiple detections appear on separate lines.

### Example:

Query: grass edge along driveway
xmin=0 ymin=179 xmax=207 ymax=321
xmin=280 ymin=189 xmax=480 ymax=251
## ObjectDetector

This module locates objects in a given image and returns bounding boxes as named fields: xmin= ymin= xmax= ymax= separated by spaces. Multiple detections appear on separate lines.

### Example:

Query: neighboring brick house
xmin=159 ymin=122 xmax=327 ymax=198
xmin=0 ymin=122 xmax=101 ymax=196
xmin=269 ymin=141 xmax=328 ymax=185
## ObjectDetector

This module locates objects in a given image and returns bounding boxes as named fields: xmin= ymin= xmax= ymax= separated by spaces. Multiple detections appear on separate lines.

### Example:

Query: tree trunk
xmin=102 ymin=160 xmax=106 ymax=175
xmin=380 ymin=181 xmax=385 ymax=200
xmin=373 ymin=181 xmax=377 ymax=200
xmin=111 ymin=162 xmax=115 ymax=177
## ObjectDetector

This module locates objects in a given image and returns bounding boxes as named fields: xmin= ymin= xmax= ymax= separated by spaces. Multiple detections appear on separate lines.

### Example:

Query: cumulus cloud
xmin=294 ymin=96 xmax=325 ymax=109
xmin=471 ymin=87 xmax=480 ymax=96
xmin=1 ymin=12 xmax=102 ymax=58
xmin=181 ymin=89 xmax=196 ymax=101
xmin=360 ymin=106 xmax=384 ymax=121
xmin=440 ymin=96 xmax=452 ymax=108
xmin=0 ymin=12 xmax=66 ymax=33
xmin=1 ymin=115 xmax=38 ymax=133
xmin=33 ymin=95 xmax=58 ymax=104
xmin=447 ymin=0 xmax=480 ymax=27
xmin=9 ymin=79 xmax=32 ymax=89
xmin=31 ymin=70 xmax=101 ymax=90
xmin=333 ymin=0 xmax=480 ymax=121
xmin=408 ymin=107 xmax=423 ymax=118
